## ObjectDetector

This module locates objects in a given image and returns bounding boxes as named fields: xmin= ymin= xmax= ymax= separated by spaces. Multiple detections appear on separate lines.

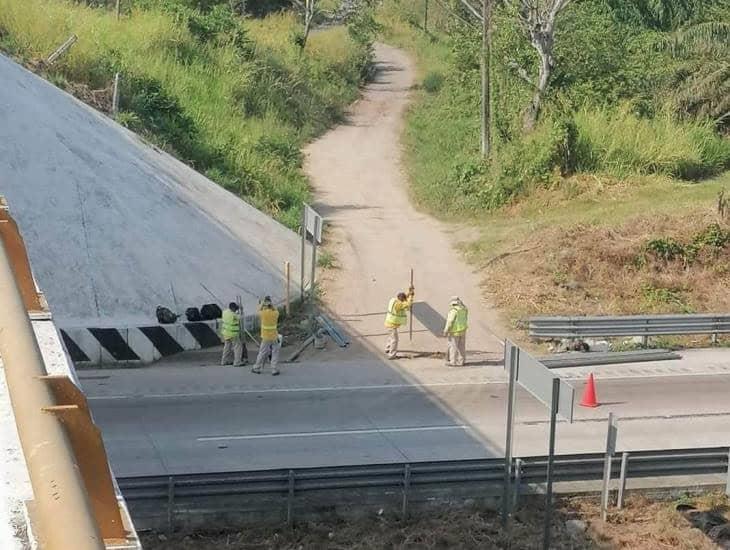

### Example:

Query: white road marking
xmin=86 ymin=381 xmax=496 ymax=400
xmin=85 ymin=369 xmax=730 ymax=401
xmin=197 ymin=425 xmax=468 ymax=442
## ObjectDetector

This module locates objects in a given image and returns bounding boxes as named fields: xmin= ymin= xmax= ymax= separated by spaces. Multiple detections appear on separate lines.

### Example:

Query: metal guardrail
xmin=529 ymin=314 xmax=730 ymax=339
xmin=118 ymin=447 xmax=730 ymax=530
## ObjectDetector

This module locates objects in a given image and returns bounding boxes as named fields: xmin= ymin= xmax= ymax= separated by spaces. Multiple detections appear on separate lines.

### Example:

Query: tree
xmin=668 ymin=21 xmax=730 ymax=130
xmin=291 ymin=0 xmax=318 ymax=51
xmin=513 ymin=0 xmax=572 ymax=131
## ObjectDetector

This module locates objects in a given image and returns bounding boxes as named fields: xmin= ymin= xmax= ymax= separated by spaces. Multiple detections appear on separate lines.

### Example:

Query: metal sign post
xmin=300 ymin=203 xmax=323 ymax=302
xmin=601 ymin=413 xmax=618 ymax=521
xmin=501 ymin=341 xmax=576 ymax=548
xmin=543 ymin=378 xmax=560 ymax=550
xmin=502 ymin=341 xmax=518 ymax=525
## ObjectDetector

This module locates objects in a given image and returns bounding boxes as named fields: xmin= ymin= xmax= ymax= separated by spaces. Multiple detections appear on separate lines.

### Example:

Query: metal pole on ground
xmin=542 ymin=377 xmax=560 ymax=550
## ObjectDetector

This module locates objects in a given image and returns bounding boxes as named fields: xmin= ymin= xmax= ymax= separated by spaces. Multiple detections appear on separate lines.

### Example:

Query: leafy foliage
xmin=667 ymin=21 xmax=730 ymax=131
xmin=380 ymin=0 xmax=730 ymax=216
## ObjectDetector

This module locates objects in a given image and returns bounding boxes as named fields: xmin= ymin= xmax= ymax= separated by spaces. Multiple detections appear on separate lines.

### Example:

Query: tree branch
xmin=460 ymin=0 xmax=483 ymax=22
xmin=506 ymin=59 xmax=537 ymax=88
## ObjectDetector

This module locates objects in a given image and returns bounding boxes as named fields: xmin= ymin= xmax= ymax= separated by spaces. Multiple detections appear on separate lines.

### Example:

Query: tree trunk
xmin=300 ymin=0 xmax=314 ymax=51
xmin=481 ymin=0 xmax=492 ymax=157
xmin=522 ymin=37 xmax=552 ymax=132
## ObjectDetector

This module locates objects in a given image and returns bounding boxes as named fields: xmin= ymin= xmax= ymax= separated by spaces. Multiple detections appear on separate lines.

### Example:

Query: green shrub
xmin=422 ymin=71 xmax=443 ymax=93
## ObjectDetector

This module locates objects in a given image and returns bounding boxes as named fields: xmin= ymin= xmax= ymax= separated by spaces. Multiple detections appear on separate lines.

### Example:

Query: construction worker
xmin=443 ymin=296 xmax=468 ymax=366
xmin=253 ymin=295 xmax=281 ymax=375
xmin=220 ymin=302 xmax=245 ymax=367
xmin=384 ymin=286 xmax=415 ymax=359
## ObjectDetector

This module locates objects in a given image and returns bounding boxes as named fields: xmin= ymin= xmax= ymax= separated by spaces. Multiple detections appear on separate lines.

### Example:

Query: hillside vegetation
xmin=0 ymin=0 xmax=374 ymax=228
xmin=379 ymin=0 xmax=730 ymax=322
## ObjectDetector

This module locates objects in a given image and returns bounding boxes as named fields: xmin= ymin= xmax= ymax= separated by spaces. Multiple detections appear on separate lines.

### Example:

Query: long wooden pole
xmin=285 ymin=261 xmax=291 ymax=316
xmin=409 ymin=268 xmax=414 ymax=341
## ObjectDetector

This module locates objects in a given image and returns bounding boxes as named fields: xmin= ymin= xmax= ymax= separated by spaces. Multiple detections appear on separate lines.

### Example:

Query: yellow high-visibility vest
xmin=259 ymin=307 xmax=279 ymax=342
xmin=446 ymin=305 xmax=468 ymax=335
xmin=221 ymin=309 xmax=240 ymax=340
xmin=384 ymin=297 xmax=408 ymax=328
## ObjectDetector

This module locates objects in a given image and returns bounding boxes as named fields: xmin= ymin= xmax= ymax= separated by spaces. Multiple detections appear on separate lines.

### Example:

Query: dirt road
xmin=304 ymin=44 xmax=503 ymax=360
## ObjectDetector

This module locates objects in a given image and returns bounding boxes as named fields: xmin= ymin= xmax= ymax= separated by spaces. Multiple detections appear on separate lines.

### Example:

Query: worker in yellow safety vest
xmin=253 ymin=295 xmax=281 ymax=375
xmin=443 ymin=296 xmax=468 ymax=366
xmin=220 ymin=302 xmax=245 ymax=367
xmin=384 ymin=286 xmax=415 ymax=359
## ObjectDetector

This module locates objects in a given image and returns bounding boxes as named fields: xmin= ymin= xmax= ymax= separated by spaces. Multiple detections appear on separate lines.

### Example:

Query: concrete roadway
xmin=83 ymin=351 xmax=730 ymax=477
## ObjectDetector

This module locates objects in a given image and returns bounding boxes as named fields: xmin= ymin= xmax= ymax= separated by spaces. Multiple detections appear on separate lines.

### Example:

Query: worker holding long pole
xmin=383 ymin=284 xmax=415 ymax=360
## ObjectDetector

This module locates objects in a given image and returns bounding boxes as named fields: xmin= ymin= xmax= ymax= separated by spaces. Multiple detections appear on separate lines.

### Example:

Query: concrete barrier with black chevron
xmin=59 ymin=321 xmax=226 ymax=366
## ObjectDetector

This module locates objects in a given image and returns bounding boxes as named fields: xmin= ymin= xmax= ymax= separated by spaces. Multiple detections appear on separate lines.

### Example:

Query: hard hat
xmin=450 ymin=296 xmax=461 ymax=306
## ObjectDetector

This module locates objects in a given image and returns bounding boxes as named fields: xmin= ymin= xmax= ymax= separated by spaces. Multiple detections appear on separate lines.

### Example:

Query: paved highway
xmin=83 ymin=351 xmax=730 ymax=477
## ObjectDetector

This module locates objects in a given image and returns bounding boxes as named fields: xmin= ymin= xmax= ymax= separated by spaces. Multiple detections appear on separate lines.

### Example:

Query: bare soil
xmin=142 ymin=492 xmax=730 ymax=549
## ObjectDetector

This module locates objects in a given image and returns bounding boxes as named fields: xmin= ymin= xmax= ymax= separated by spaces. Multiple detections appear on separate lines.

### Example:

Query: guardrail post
xmin=512 ymin=458 xmax=522 ymax=513
xmin=601 ymin=413 xmax=618 ymax=522
xmin=402 ymin=464 xmax=411 ymax=519
xmin=725 ymin=449 xmax=730 ymax=497
xmin=712 ymin=333 xmax=719 ymax=345
xmin=287 ymin=470 xmax=295 ymax=527
xmin=167 ymin=476 xmax=175 ymax=534
xmin=617 ymin=452 xmax=629 ymax=509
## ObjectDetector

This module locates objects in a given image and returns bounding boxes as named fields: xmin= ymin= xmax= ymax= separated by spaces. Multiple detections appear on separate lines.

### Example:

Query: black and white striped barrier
xmin=59 ymin=321 xmax=224 ymax=366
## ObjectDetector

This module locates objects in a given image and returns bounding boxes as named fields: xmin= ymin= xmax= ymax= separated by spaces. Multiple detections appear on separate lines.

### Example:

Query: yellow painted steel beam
xmin=0 ymin=204 xmax=104 ymax=549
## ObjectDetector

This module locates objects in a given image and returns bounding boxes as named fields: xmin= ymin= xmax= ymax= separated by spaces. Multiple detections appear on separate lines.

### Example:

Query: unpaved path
xmin=304 ymin=44 xmax=504 ymax=360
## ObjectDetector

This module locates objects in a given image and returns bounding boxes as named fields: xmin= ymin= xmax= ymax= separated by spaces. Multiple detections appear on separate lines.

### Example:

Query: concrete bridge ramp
xmin=0 ymin=53 xmax=303 ymax=326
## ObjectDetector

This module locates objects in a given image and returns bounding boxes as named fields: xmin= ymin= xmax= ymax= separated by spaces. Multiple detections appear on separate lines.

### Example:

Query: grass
xmin=466 ymin=171 xmax=730 ymax=324
xmin=0 ymin=0 xmax=370 ymax=229
xmin=316 ymin=249 xmax=337 ymax=269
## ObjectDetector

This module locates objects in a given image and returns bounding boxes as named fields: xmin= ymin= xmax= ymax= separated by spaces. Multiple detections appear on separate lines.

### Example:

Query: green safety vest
xmin=449 ymin=305 xmax=468 ymax=334
xmin=221 ymin=309 xmax=240 ymax=340
xmin=385 ymin=297 xmax=408 ymax=327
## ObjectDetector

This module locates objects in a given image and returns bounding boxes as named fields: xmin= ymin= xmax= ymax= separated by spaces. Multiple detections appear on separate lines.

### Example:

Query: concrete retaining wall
xmin=59 ymin=321 xmax=225 ymax=366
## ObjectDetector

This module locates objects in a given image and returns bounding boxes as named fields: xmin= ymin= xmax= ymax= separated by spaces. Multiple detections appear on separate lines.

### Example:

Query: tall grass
xmin=575 ymin=105 xmax=730 ymax=180
xmin=0 ymin=0 xmax=370 ymax=228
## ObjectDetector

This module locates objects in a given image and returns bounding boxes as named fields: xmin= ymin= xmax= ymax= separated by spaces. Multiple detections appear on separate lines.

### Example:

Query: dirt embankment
xmin=143 ymin=492 xmax=730 ymax=549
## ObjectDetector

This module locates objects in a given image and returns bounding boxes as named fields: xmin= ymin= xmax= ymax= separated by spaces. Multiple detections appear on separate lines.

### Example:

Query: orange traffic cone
xmin=579 ymin=373 xmax=599 ymax=408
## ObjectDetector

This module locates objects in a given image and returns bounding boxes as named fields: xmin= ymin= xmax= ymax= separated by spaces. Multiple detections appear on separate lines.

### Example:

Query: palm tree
xmin=668 ymin=21 xmax=730 ymax=130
